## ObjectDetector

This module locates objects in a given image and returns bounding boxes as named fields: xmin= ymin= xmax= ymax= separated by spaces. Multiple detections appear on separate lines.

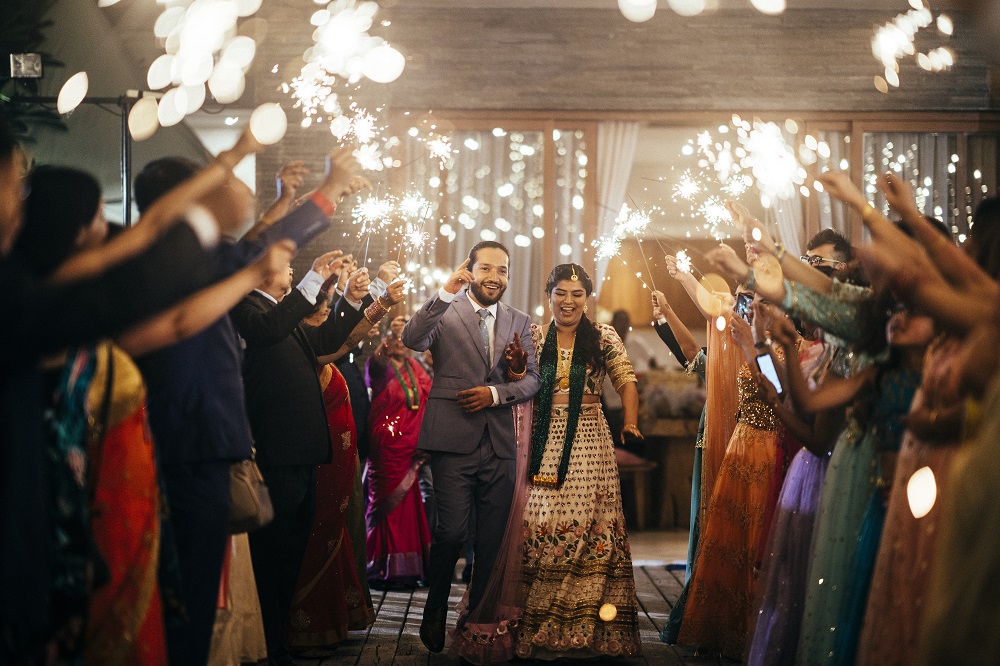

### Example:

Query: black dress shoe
xmin=420 ymin=605 xmax=447 ymax=652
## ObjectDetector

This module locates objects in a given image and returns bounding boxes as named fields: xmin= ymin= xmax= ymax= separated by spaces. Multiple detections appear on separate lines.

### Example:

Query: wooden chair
xmin=616 ymin=452 xmax=658 ymax=531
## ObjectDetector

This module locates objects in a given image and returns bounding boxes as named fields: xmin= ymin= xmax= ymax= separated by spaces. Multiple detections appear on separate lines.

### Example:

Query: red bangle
xmin=309 ymin=191 xmax=336 ymax=217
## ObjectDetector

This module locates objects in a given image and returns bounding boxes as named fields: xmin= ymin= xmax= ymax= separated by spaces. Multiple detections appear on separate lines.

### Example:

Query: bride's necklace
xmin=556 ymin=328 xmax=576 ymax=391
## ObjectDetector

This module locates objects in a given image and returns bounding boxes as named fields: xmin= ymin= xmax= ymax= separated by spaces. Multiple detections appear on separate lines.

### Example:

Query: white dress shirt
xmin=437 ymin=286 xmax=501 ymax=406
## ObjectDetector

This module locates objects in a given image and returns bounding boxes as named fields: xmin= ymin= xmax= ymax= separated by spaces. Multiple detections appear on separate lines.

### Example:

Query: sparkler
xmin=675 ymin=250 xmax=693 ymax=274
xmin=401 ymin=222 xmax=431 ymax=254
xmin=592 ymin=235 xmax=622 ymax=261
xmin=871 ymin=4 xmax=953 ymax=90
xmin=673 ymin=171 xmax=701 ymax=201
xmin=352 ymin=194 xmax=396 ymax=235
xmin=427 ymin=135 xmax=455 ymax=169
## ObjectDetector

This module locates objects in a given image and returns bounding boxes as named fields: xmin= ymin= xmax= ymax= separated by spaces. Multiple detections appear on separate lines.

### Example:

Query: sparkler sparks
xmin=741 ymin=121 xmax=802 ymax=205
xmin=675 ymin=250 xmax=693 ymax=274
xmin=352 ymin=194 xmax=396 ymax=234
xmin=673 ymin=172 xmax=701 ymax=201
xmin=621 ymin=209 xmax=652 ymax=237
xmin=352 ymin=110 xmax=378 ymax=144
xmin=592 ymin=235 xmax=622 ymax=260
xmin=399 ymin=192 xmax=434 ymax=221
xmin=871 ymin=4 xmax=953 ymax=90
xmin=353 ymin=143 xmax=384 ymax=171
xmin=427 ymin=135 xmax=454 ymax=168
xmin=401 ymin=223 xmax=431 ymax=253
xmin=698 ymin=196 xmax=731 ymax=227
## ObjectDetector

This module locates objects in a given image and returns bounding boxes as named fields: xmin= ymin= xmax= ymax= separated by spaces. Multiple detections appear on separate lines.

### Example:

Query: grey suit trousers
xmin=425 ymin=426 xmax=514 ymax=612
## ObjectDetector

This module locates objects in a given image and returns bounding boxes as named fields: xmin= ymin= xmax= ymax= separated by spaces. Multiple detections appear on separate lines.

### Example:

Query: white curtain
xmin=772 ymin=198 xmax=804 ymax=259
xmin=594 ymin=121 xmax=641 ymax=297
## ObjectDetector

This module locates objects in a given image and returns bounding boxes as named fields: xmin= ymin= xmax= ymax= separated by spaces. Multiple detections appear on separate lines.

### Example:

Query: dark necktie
xmin=477 ymin=308 xmax=491 ymax=361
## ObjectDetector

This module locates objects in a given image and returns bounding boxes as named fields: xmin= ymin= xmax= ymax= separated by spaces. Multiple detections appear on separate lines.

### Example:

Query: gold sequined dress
xmin=514 ymin=323 xmax=641 ymax=660
xmin=678 ymin=359 xmax=783 ymax=659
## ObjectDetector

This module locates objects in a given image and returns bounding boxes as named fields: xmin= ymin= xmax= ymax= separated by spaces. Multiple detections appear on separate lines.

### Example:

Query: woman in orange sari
xmin=84 ymin=342 xmax=167 ymax=665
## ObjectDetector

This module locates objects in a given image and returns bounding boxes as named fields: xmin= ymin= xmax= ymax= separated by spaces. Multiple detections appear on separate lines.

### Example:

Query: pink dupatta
xmin=448 ymin=401 xmax=533 ymax=664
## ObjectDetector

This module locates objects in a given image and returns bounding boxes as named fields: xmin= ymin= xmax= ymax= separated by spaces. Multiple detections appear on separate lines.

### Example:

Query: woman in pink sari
xmin=365 ymin=323 xmax=432 ymax=586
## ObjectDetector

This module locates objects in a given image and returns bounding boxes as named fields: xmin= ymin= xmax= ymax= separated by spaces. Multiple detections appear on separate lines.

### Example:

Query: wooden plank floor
xmin=292 ymin=561 xmax=735 ymax=665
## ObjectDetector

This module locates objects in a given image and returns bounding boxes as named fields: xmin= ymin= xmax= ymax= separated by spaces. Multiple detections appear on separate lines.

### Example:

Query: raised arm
xmin=250 ymin=160 xmax=309 ymax=235
xmin=51 ymin=128 xmax=262 ymax=284
xmin=664 ymin=254 xmax=724 ymax=322
xmin=651 ymin=289 xmax=700 ymax=365
xmin=771 ymin=315 xmax=870 ymax=414
xmin=729 ymin=201 xmax=835 ymax=295
xmin=232 ymin=249 xmax=346 ymax=345
xmin=118 ymin=240 xmax=297 ymax=358
xmin=401 ymin=258 xmax=473 ymax=352
xmin=315 ymin=278 xmax=405 ymax=364
xmin=878 ymin=172 xmax=996 ymax=295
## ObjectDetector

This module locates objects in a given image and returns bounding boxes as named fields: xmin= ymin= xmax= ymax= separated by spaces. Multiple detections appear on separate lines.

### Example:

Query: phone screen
xmin=755 ymin=352 xmax=783 ymax=395
xmin=735 ymin=292 xmax=753 ymax=320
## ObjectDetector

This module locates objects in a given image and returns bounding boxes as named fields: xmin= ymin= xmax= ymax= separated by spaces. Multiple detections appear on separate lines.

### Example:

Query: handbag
xmin=229 ymin=449 xmax=274 ymax=534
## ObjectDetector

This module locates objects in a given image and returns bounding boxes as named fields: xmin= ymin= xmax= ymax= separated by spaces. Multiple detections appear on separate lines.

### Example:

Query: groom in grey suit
xmin=402 ymin=241 xmax=540 ymax=652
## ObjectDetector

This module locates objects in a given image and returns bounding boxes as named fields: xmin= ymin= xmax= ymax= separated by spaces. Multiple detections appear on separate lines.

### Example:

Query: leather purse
xmin=229 ymin=451 xmax=274 ymax=534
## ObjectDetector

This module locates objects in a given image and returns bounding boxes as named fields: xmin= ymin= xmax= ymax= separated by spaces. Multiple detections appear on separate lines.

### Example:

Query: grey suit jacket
xmin=401 ymin=290 xmax=540 ymax=459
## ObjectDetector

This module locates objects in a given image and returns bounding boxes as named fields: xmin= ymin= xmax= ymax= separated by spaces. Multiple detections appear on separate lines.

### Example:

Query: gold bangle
xmin=364 ymin=300 xmax=388 ymax=323
xmin=506 ymin=367 xmax=526 ymax=380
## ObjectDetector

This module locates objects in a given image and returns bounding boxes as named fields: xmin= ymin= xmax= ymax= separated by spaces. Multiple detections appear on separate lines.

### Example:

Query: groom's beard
xmin=468 ymin=279 xmax=507 ymax=307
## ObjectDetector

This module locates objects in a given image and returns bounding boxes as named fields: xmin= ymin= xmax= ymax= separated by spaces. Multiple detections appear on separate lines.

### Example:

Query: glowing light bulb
xmin=57 ymin=72 xmax=89 ymax=114
xmin=907 ymin=466 xmax=937 ymax=518
xmin=249 ymin=103 xmax=288 ymax=145
xmin=716 ymin=315 xmax=727 ymax=331
xmin=618 ymin=0 xmax=656 ymax=23
xmin=128 ymin=96 xmax=160 ymax=141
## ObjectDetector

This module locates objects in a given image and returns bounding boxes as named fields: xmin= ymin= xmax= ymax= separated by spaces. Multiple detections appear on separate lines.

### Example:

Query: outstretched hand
xmin=346 ymin=267 xmax=371 ymax=302
xmin=382 ymin=278 xmax=406 ymax=306
xmin=705 ymin=244 xmax=750 ymax=283
xmin=877 ymin=172 xmax=920 ymax=218
xmin=276 ymin=160 xmax=309 ymax=200
xmin=258 ymin=240 xmax=297 ymax=280
xmin=505 ymin=331 xmax=528 ymax=376
xmin=817 ymin=172 xmax=867 ymax=210
xmin=320 ymin=147 xmax=369 ymax=202
xmin=651 ymin=290 xmax=669 ymax=319
xmin=310 ymin=249 xmax=345 ymax=281
xmin=769 ymin=314 xmax=798 ymax=348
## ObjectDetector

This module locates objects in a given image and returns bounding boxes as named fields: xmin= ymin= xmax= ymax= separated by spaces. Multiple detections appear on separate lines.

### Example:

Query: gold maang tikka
xmin=570 ymin=264 xmax=578 ymax=281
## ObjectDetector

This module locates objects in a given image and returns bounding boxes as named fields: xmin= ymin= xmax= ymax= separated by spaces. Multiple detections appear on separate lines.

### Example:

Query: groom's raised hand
xmin=444 ymin=258 xmax=475 ymax=295
xmin=504 ymin=331 xmax=527 ymax=378
xmin=456 ymin=387 xmax=493 ymax=412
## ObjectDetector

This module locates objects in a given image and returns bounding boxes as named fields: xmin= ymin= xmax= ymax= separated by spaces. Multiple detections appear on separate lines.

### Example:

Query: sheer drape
xmin=401 ymin=129 xmax=547 ymax=316
xmin=862 ymin=132 xmax=955 ymax=242
xmin=595 ymin=122 xmax=640 ymax=297
xmin=814 ymin=131 xmax=853 ymax=241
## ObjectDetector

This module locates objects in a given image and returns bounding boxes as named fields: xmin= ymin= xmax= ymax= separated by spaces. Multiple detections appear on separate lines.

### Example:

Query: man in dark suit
xmin=401 ymin=241 xmax=541 ymax=652
xmin=133 ymin=149 xmax=367 ymax=666
xmin=231 ymin=256 xmax=399 ymax=663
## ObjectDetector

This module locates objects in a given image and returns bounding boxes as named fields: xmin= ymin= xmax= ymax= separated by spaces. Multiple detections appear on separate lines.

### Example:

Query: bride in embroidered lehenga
xmin=451 ymin=263 xmax=642 ymax=663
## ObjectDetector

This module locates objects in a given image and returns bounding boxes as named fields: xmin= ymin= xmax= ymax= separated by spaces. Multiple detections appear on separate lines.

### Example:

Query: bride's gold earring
xmin=583 ymin=305 xmax=589 ymax=314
